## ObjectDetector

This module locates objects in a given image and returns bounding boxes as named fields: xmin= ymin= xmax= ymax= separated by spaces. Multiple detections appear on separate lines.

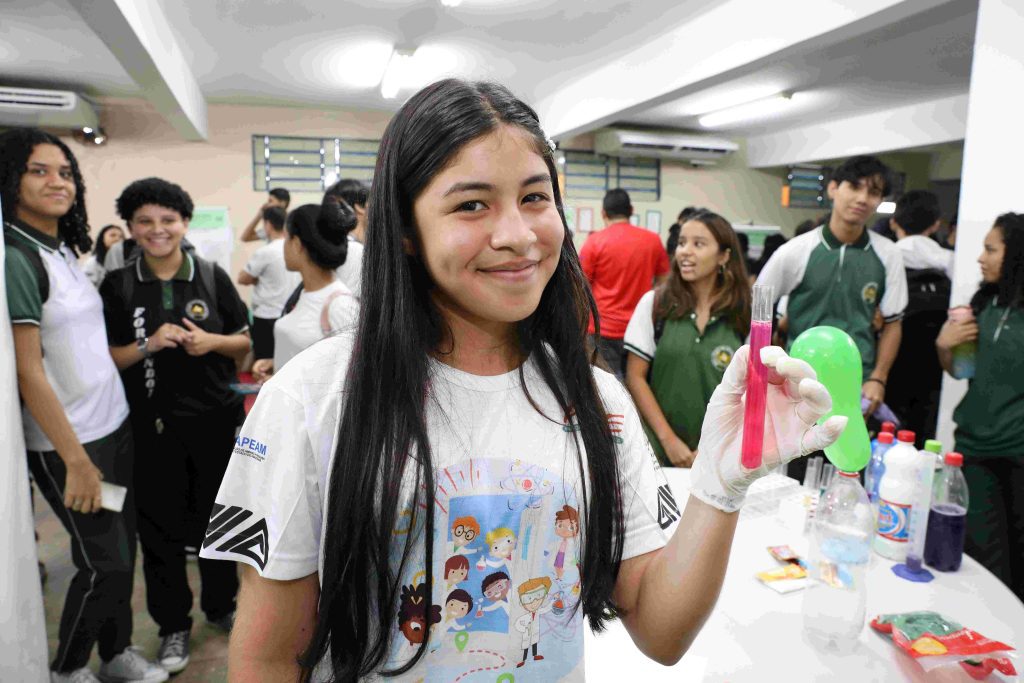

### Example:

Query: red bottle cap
xmin=878 ymin=432 xmax=894 ymax=444
xmin=881 ymin=421 xmax=896 ymax=433
xmin=945 ymin=452 xmax=963 ymax=467
xmin=897 ymin=430 xmax=916 ymax=443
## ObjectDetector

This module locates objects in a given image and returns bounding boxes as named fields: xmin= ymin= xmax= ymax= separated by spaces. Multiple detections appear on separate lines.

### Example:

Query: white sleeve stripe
xmin=623 ymin=342 xmax=652 ymax=362
xmin=11 ymin=318 xmax=41 ymax=326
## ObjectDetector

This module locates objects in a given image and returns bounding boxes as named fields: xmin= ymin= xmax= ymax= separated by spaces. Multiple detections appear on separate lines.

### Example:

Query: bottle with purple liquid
xmin=924 ymin=452 xmax=969 ymax=572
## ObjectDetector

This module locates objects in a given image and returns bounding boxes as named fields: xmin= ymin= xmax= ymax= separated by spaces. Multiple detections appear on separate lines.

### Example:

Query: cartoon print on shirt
xmin=551 ymin=505 xmax=579 ymax=581
xmin=478 ymin=571 xmax=511 ymax=616
xmin=450 ymin=515 xmax=480 ymax=556
xmin=483 ymin=528 xmax=516 ymax=571
xmin=444 ymin=555 xmax=470 ymax=589
xmin=444 ymin=589 xmax=473 ymax=632
xmin=397 ymin=583 xmax=442 ymax=649
xmin=514 ymin=577 xmax=554 ymax=667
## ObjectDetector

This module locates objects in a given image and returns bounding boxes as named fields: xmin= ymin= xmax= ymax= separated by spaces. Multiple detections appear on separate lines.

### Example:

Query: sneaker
xmin=98 ymin=648 xmax=168 ymax=683
xmin=157 ymin=630 xmax=190 ymax=674
xmin=208 ymin=610 xmax=235 ymax=633
xmin=51 ymin=669 xmax=101 ymax=683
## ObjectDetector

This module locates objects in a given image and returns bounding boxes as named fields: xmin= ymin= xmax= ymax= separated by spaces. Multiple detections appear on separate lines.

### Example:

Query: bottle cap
xmin=881 ymin=421 xmax=896 ymax=433
xmin=945 ymin=452 xmax=963 ymax=467
xmin=924 ymin=439 xmax=942 ymax=454
xmin=878 ymin=432 xmax=894 ymax=444
xmin=897 ymin=430 xmax=916 ymax=443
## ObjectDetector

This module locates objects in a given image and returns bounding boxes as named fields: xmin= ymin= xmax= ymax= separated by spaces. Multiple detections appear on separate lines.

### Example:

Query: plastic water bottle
xmin=924 ymin=439 xmax=943 ymax=475
xmin=865 ymin=432 xmax=894 ymax=504
xmin=874 ymin=430 xmax=919 ymax=561
xmin=924 ymin=453 xmax=970 ymax=572
xmin=802 ymin=471 xmax=874 ymax=654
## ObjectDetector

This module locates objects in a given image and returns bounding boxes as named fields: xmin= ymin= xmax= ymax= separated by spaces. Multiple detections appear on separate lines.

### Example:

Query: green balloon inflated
xmin=789 ymin=326 xmax=870 ymax=473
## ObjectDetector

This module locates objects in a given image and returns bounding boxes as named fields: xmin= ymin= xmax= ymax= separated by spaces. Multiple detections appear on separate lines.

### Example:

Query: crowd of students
xmin=3 ymin=77 xmax=1021 ymax=682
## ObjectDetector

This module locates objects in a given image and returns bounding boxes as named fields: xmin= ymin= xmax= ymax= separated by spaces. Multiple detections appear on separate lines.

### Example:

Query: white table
xmin=587 ymin=468 xmax=1024 ymax=682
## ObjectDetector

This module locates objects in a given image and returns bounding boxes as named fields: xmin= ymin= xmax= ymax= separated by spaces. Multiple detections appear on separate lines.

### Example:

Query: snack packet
xmin=870 ymin=611 xmax=1017 ymax=677
xmin=756 ymin=563 xmax=807 ymax=594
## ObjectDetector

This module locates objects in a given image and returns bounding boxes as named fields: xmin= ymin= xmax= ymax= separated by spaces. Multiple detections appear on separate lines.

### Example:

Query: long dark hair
xmin=300 ymin=79 xmax=624 ymax=680
xmin=286 ymin=197 xmax=355 ymax=270
xmin=93 ymin=224 xmax=123 ymax=264
xmin=656 ymin=210 xmax=752 ymax=338
xmin=971 ymin=212 xmax=1024 ymax=313
xmin=0 ymin=128 xmax=92 ymax=255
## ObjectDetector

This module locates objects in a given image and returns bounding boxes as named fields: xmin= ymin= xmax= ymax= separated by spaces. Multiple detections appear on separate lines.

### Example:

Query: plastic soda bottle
xmin=802 ymin=471 xmax=874 ymax=654
xmin=924 ymin=453 xmax=970 ymax=572
xmin=865 ymin=432 xmax=894 ymax=504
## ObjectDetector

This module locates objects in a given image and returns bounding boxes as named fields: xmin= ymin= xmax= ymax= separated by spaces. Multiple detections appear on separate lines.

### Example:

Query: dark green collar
xmin=135 ymin=249 xmax=195 ymax=283
xmin=4 ymin=218 xmax=61 ymax=253
xmin=820 ymin=223 xmax=870 ymax=250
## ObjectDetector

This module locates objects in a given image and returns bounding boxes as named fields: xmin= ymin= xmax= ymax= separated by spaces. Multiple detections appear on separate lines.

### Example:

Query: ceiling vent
xmin=0 ymin=87 xmax=100 ymax=130
xmin=595 ymin=128 xmax=738 ymax=165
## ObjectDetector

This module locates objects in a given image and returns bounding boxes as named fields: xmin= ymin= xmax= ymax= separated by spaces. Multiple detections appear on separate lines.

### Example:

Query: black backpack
xmin=904 ymin=267 xmax=951 ymax=318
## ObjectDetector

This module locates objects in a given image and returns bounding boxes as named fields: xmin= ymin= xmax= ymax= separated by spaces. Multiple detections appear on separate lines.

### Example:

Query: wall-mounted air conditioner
xmin=594 ymin=128 xmax=738 ymax=165
xmin=0 ymin=87 xmax=100 ymax=130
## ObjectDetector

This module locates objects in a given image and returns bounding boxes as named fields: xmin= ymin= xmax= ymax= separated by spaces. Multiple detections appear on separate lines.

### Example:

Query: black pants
xmin=962 ymin=454 xmax=1024 ymax=601
xmin=28 ymin=420 xmax=136 ymax=673
xmin=251 ymin=316 xmax=276 ymax=360
xmin=132 ymin=407 xmax=242 ymax=635
xmin=590 ymin=334 xmax=625 ymax=380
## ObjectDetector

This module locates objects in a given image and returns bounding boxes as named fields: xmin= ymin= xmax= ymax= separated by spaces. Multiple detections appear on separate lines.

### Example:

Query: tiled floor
xmin=35 ymin=491 xmax=230 ymax=682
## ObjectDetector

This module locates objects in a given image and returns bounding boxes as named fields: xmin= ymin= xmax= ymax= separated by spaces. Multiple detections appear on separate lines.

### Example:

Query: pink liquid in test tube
xmin=741 ymin=285 xmax=773 ymax=470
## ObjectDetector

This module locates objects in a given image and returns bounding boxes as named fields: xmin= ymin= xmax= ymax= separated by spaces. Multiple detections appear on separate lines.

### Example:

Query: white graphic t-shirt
xmin=201 ymin=333 xmax=679 ymax=681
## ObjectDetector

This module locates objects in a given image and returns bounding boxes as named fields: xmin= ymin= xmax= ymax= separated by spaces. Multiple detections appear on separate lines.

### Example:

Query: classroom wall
xmin=60 ymin=98 xmax=392 ymax=285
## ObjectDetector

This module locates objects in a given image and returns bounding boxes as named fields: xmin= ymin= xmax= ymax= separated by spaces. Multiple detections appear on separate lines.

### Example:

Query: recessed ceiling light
xmin=698 ymin=93 xmax=796 ymax=128
xmin=380 ymin=48 xmax=417 ymax=99
xmin=440 ymin=0 xmax=463 ymax=6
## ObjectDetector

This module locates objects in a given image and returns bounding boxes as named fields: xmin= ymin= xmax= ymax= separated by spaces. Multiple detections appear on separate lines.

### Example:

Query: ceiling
xmin=0 ymin=0 xmax=978 ymax=150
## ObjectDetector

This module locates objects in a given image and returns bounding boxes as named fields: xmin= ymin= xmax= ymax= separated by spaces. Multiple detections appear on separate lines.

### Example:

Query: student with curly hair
xmin=99 ymin=177 xmax=251 ymax=675
xmin=2 ymin=129 xmax=166 ymax=682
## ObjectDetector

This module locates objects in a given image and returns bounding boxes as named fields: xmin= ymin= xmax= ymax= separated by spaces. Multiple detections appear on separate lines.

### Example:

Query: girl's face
xmin=283 ymin=231 xmax=301 ymax=271
xmin=130 ymin=204 xmax=188 ymax=260
xmin=411 ymin=125 xmax=564 ymax=333
xmin=18 ymin=143 xmax=76 ymax=224
xmin=979 ymin=227 xmax=1005 ymax=283
xmin=675 ymin=220 xmax=729 ymax=284
xmin=555 ymin=518 xmax=578 ymax=538
xmin=103 ymin=227 xmax=125 ymax=248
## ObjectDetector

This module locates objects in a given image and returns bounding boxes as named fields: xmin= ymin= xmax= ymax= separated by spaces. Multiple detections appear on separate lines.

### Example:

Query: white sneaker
xmin=98 ymin=648 xmax=168 ymax=683
xmin=51 ymin=669 xmax=101 ymax=683
xmin=156 ymin=630 xmax=191 ymax=674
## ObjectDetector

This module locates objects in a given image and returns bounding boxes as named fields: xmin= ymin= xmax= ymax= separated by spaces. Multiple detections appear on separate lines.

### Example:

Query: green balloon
xmin=789 ymin=326 xmax=870 ymax=473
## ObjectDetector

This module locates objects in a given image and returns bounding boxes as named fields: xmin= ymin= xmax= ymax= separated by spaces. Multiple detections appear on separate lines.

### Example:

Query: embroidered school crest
xmin=185 ymin=299 xmax=209 ymax=321
xmin=862 ymin=282 xmax=879 ymax=306
xmin=711 ymin=345 xmax=734 ymax=372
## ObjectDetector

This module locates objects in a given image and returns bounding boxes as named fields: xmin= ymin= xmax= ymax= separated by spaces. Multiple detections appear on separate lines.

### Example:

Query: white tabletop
xmin=587 ymin=467 xmax=1024 ymax=682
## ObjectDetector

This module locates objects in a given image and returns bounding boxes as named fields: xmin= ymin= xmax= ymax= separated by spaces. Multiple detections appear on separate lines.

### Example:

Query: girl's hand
xmin=181 ymin=318 xmax=217 ymax=356
xmin=148 ymin=322 xmax=191 ymax=352
xmin=936 ymin=319 xmax=979 ymax=350
xmin=660 ymin=434 xmax=695 ymax=468
xmin=690 ymin=345 xmax=847 ymax=512
xmin=252 ymin=358 xmax=275 ymax=383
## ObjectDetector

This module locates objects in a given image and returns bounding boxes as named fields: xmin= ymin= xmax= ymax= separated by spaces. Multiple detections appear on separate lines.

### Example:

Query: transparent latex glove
xmin=690 ymin=345 xmax=848 ymax=512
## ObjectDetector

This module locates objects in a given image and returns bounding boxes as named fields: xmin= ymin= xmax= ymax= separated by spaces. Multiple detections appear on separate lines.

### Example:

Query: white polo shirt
xmin=244 ymin=238 xmax=300 ymax=319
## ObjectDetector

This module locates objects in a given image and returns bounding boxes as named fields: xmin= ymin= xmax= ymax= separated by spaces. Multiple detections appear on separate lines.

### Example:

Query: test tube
xmin=803 ymin=457 xmax=823 ymax=491
xmin=741 ymin=285 xmax=773 ymax=470
xmin=905 ymin=450 xmax=938 ymax=573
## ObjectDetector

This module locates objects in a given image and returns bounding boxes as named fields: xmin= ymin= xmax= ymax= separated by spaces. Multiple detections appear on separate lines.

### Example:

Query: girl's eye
xmin=522 ymin=193 xmax=548 ymax=205
xmin=59 ymin=170 xmax=73 ymax=180
xmin=456 ymin=200 xmax=486 ymax=213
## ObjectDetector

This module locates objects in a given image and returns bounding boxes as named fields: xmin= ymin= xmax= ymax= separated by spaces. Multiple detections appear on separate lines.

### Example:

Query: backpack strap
xmin=3 ymin=230 xmax=49 ymax=303
xmin=195 ymin=255 xmax=219 ymax=316
xmin=320 ymin=289 xmax=350 ymax=336
xmin=282 ymin=283 xmax=303 ymax=316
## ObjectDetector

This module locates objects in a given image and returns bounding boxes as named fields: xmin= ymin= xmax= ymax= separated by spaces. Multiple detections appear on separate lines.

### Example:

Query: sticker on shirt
xmin=389 ymin=458 xmax=584 ymax=681
xmin=185 ymin=298 xmax=210 ymax=321
xmin=710 ymin=345 xmax=735 ymax=372
xmin=862 ymin=282 xmax=879 ymax=306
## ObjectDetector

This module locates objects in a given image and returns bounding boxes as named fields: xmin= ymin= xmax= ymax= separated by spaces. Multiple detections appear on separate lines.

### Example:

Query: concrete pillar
xmin=936 ymin=0 xmax=1024 ymax=449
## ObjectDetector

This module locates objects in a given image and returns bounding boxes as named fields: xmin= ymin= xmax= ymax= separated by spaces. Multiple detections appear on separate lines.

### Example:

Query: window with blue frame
xmin=562 ymin=149 xmax=660 ymax=201
xmin=252 ymin=135 xmax=378 ymax=192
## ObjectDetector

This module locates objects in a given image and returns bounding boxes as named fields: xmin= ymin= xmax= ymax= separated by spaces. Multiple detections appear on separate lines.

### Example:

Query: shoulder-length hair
xmin=971 ymin=212 xmax=1024 ymax=313
xmin=655 ymin=210 xmax=752 ymax=338
xmin=0 ymin=128 xmax=92 ymax=255
xmin=300 ymin=79 xmax=625 ymax=681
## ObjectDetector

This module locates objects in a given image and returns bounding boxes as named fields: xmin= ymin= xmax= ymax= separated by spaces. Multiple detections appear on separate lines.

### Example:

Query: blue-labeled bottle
xmin=865 ymin=431 xmax=894 ymax=504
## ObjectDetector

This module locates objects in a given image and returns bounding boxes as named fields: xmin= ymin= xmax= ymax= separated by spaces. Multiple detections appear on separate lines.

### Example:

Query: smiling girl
xmin=623 ymin=211 xmax=751 ymax=468
xmin=201 ymin=80 xmax=845 ymax=682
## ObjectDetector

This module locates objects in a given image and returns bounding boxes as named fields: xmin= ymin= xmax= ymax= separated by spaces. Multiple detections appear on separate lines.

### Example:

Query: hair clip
xmin=545 ymin=137 xmax=557 ymax=153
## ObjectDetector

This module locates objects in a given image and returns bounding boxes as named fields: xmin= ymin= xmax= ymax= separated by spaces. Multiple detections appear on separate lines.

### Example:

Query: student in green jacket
xmin=624 ymin=211 xmax=751 ymax=467
xmin=937 ymin=212 xmax=1024 ymax=600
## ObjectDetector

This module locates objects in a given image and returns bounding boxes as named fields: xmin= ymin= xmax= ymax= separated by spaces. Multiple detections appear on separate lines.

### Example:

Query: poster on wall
xmin=645 ymin=210 xmax=661 ymax=234
xmin=577 ymin=207 xmax=594 ymax=233
xmin=188 ymin=206 xmax=233 ymax=272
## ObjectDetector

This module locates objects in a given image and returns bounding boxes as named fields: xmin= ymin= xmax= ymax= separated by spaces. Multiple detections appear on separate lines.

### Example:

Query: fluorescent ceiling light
xmin=330 ymin=40 xmax=394 ymax=89
xmin=380 ymin=48 xmax=417 ymax=99
xmin=440 ymin=0 xmax=463 ymax=6
xmin=698 ymin=93 xmax=794 ymax=128
xmin=681 ymin=84 xmax=783 ymax=117
xmin=877 ymin=201 xmax=896 ymax=215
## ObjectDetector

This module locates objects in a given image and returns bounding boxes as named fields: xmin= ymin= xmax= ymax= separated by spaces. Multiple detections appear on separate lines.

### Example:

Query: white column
xmin=936 ymin=0 xmax=1024 ymax=449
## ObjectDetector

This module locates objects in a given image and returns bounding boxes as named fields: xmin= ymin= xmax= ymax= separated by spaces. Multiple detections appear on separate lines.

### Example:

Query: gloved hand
xmin=690 ymin=345 xmax=847 ymax=512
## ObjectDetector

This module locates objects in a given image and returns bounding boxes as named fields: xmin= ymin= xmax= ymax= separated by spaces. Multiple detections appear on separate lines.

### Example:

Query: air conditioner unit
xmin=0 ymin=87 xmax=100 ymax=130
xmin=594 ymin=128 xmax=738 ymax=165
